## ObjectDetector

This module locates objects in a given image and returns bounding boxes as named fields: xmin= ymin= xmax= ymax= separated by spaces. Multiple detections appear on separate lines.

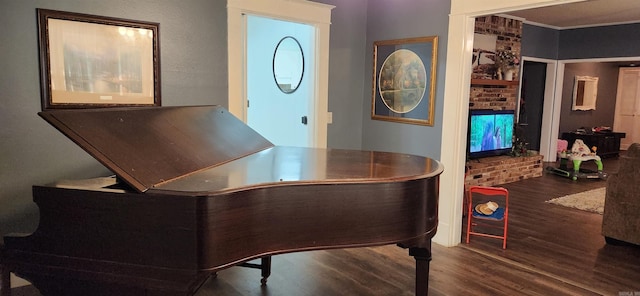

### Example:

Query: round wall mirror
xmin=273 ymin=36 xmax=304 ymax=94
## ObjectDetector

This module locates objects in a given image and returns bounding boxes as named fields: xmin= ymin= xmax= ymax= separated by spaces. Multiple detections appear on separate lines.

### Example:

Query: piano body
xmin=0 ymin=105 xmax=443 ymax=295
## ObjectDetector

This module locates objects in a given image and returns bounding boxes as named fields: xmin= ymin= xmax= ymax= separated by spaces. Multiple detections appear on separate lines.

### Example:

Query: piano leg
xmin=409 ymin=246 xmax=432 ymax=296
xmin=0 ymin=263 xmax=10 ymax=296
xmin=259 ymin=256 xmax=271 ymax=285
xmin=238 ymin=256 xmax=272 ymax=285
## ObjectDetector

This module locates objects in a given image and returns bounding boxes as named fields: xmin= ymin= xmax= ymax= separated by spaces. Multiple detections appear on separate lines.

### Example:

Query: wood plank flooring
xmin=12 ymin=155 xmax=640 ymax=295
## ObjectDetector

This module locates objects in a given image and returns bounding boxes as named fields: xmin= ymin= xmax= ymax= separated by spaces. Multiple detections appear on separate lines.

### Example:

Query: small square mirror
xmin=572 ymin=76 xmax=598 ymax=111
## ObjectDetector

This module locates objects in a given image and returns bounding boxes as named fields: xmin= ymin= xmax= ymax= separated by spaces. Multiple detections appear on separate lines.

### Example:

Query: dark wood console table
xmin=561 ymin=131 xmax=626 ymax=158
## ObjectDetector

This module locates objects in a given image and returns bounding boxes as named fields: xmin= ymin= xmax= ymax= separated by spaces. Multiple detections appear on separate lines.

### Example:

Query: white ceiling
xmin=504 ymin=0 xmax=640 ymax=29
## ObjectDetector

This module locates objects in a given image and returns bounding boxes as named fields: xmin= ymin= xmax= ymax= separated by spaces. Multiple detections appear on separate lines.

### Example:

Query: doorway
xmin=614 ymin=67 xmax=640 ymax=149
xmin=519 ymin=60 xmax=547 ymax=151
xmin=227 ymin=0 xmax=334 ymax=148
xmin=246 ymin=15 xmax=314 ymax=147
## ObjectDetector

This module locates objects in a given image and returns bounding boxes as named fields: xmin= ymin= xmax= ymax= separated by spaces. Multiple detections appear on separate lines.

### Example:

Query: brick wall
xmin=469 ymin=85 xmax=518 ymax=110
xmin=475 ymin=16 xmax=522 ymax=61
xmin=465 ymin=154 xmax=543 ymax=187
xmin=465 ymin=15 xmax=537 ymax=187
xmin=470 ymin=15 xmax=522 ymax=111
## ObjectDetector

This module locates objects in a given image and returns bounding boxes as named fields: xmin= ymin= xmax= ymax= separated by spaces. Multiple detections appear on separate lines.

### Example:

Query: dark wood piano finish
xmin=0 ymin=106 xmax=442 ymax=296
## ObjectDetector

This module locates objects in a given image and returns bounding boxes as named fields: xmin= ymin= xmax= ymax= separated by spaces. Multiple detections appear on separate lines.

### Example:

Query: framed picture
xmin=471 ymin=33 xmax=497 ymax=79
xmin=37 ymin=9 xmax=161 ymax=110
xmin=371 ymin=36 xmax=438 ymax=126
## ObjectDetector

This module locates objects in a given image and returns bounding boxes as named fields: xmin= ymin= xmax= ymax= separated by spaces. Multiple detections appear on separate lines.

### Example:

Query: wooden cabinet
xmin=561 ymin=132 xmax=626 ymax=158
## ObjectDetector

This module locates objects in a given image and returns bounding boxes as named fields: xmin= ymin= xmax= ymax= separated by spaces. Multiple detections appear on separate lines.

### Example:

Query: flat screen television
xmin=467 ymin=109 xmax=514 ymax=159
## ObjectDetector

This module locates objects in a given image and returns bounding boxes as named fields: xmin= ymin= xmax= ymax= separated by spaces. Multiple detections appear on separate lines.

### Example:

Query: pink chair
xmin=466 ymin=186 xmax=509 ymax=249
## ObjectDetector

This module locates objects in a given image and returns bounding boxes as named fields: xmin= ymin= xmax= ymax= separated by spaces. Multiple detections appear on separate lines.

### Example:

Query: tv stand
xmin=561 ymin=132 xmax=625 ymax=158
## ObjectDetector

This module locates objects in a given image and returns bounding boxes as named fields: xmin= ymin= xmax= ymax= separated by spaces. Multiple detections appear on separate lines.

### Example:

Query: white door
xmin=613 ymin=67 xmax=640 ymax=150
xmin=227 ymin=0 xmax=333 ymax=149
xmin=246 ymin=15 xmax=314 ymax=147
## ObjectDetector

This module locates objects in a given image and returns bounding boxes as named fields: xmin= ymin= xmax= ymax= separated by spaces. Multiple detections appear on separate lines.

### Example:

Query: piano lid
xmin=38 ymin=105 xmax=274 ymax=193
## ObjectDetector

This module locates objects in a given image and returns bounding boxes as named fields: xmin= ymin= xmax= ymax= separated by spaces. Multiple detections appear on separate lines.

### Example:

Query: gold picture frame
xmin=371 ymin=36 xmax=437 ymax=126
xmin=37 ymin=9 xmax=161 ymax=110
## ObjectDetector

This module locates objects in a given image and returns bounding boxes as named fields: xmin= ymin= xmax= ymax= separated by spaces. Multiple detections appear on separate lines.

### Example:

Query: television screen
xmin=468 ymin=109 xmax=514 ymax=159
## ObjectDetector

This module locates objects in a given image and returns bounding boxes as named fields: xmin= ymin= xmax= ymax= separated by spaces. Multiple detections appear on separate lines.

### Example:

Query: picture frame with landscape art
xmin=37 ymin=9 xmax=161 ymax=110
xmin=371 ymin=36 xmax=437 ymax=126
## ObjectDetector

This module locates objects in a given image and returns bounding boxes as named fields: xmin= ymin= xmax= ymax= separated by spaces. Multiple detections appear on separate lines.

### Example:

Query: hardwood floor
xmin=12 ymin=155 xmax=640 ymax=295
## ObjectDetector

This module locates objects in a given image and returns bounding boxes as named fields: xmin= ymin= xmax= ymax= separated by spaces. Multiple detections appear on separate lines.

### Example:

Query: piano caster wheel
xmin=260 ymin=277 xmax=268 ymax=286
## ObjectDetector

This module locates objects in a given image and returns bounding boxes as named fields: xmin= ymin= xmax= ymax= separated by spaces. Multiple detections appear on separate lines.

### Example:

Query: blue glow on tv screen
xmin=468 ymin=109 xmax=514 ymax=159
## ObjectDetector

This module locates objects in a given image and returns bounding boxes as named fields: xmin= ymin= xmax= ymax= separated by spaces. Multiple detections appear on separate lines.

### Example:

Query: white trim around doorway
xmin=227 ymin=0 xmax=334 ymax=148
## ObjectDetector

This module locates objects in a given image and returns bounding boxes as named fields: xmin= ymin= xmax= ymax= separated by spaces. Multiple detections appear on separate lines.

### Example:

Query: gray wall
xmin=361 ymin=0 xmax=450 ymax=159
xmin=559 ymin=23 xmax=640 ymax=59
xmin=0 ymin=0 xmax=371 ymax=237
xmin=558 ymin=62 xmax=620 ymax=133
xmin=316 ymin=0 xmax=369 ymax=150
xmin=523 ymin=23 xmax=640 ymax=138
xmin=1 ymin=0 xmax=447 ymax=238
xmin=523 ymin=23 xmax=640 ymax=61
xmin=0 ymin=0 xmax=227 ymax=236
xmin=555 ymin=23 xmax=640 ymax=133
xmin=522 ymin=24 xmax=559 ymax=59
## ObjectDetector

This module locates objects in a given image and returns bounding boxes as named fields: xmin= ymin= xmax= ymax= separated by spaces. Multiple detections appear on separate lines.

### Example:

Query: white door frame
xmin=227 ymin=0 xmax=334 ymax=148
xmin=438 ymin=0 xmax=584 ymax=247
xmin=520 ymin=56 xmax=560 ymax=163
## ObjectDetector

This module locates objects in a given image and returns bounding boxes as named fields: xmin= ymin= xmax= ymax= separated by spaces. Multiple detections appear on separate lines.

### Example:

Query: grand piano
xmin=0 ymin=105 xmax=443 ymax=295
